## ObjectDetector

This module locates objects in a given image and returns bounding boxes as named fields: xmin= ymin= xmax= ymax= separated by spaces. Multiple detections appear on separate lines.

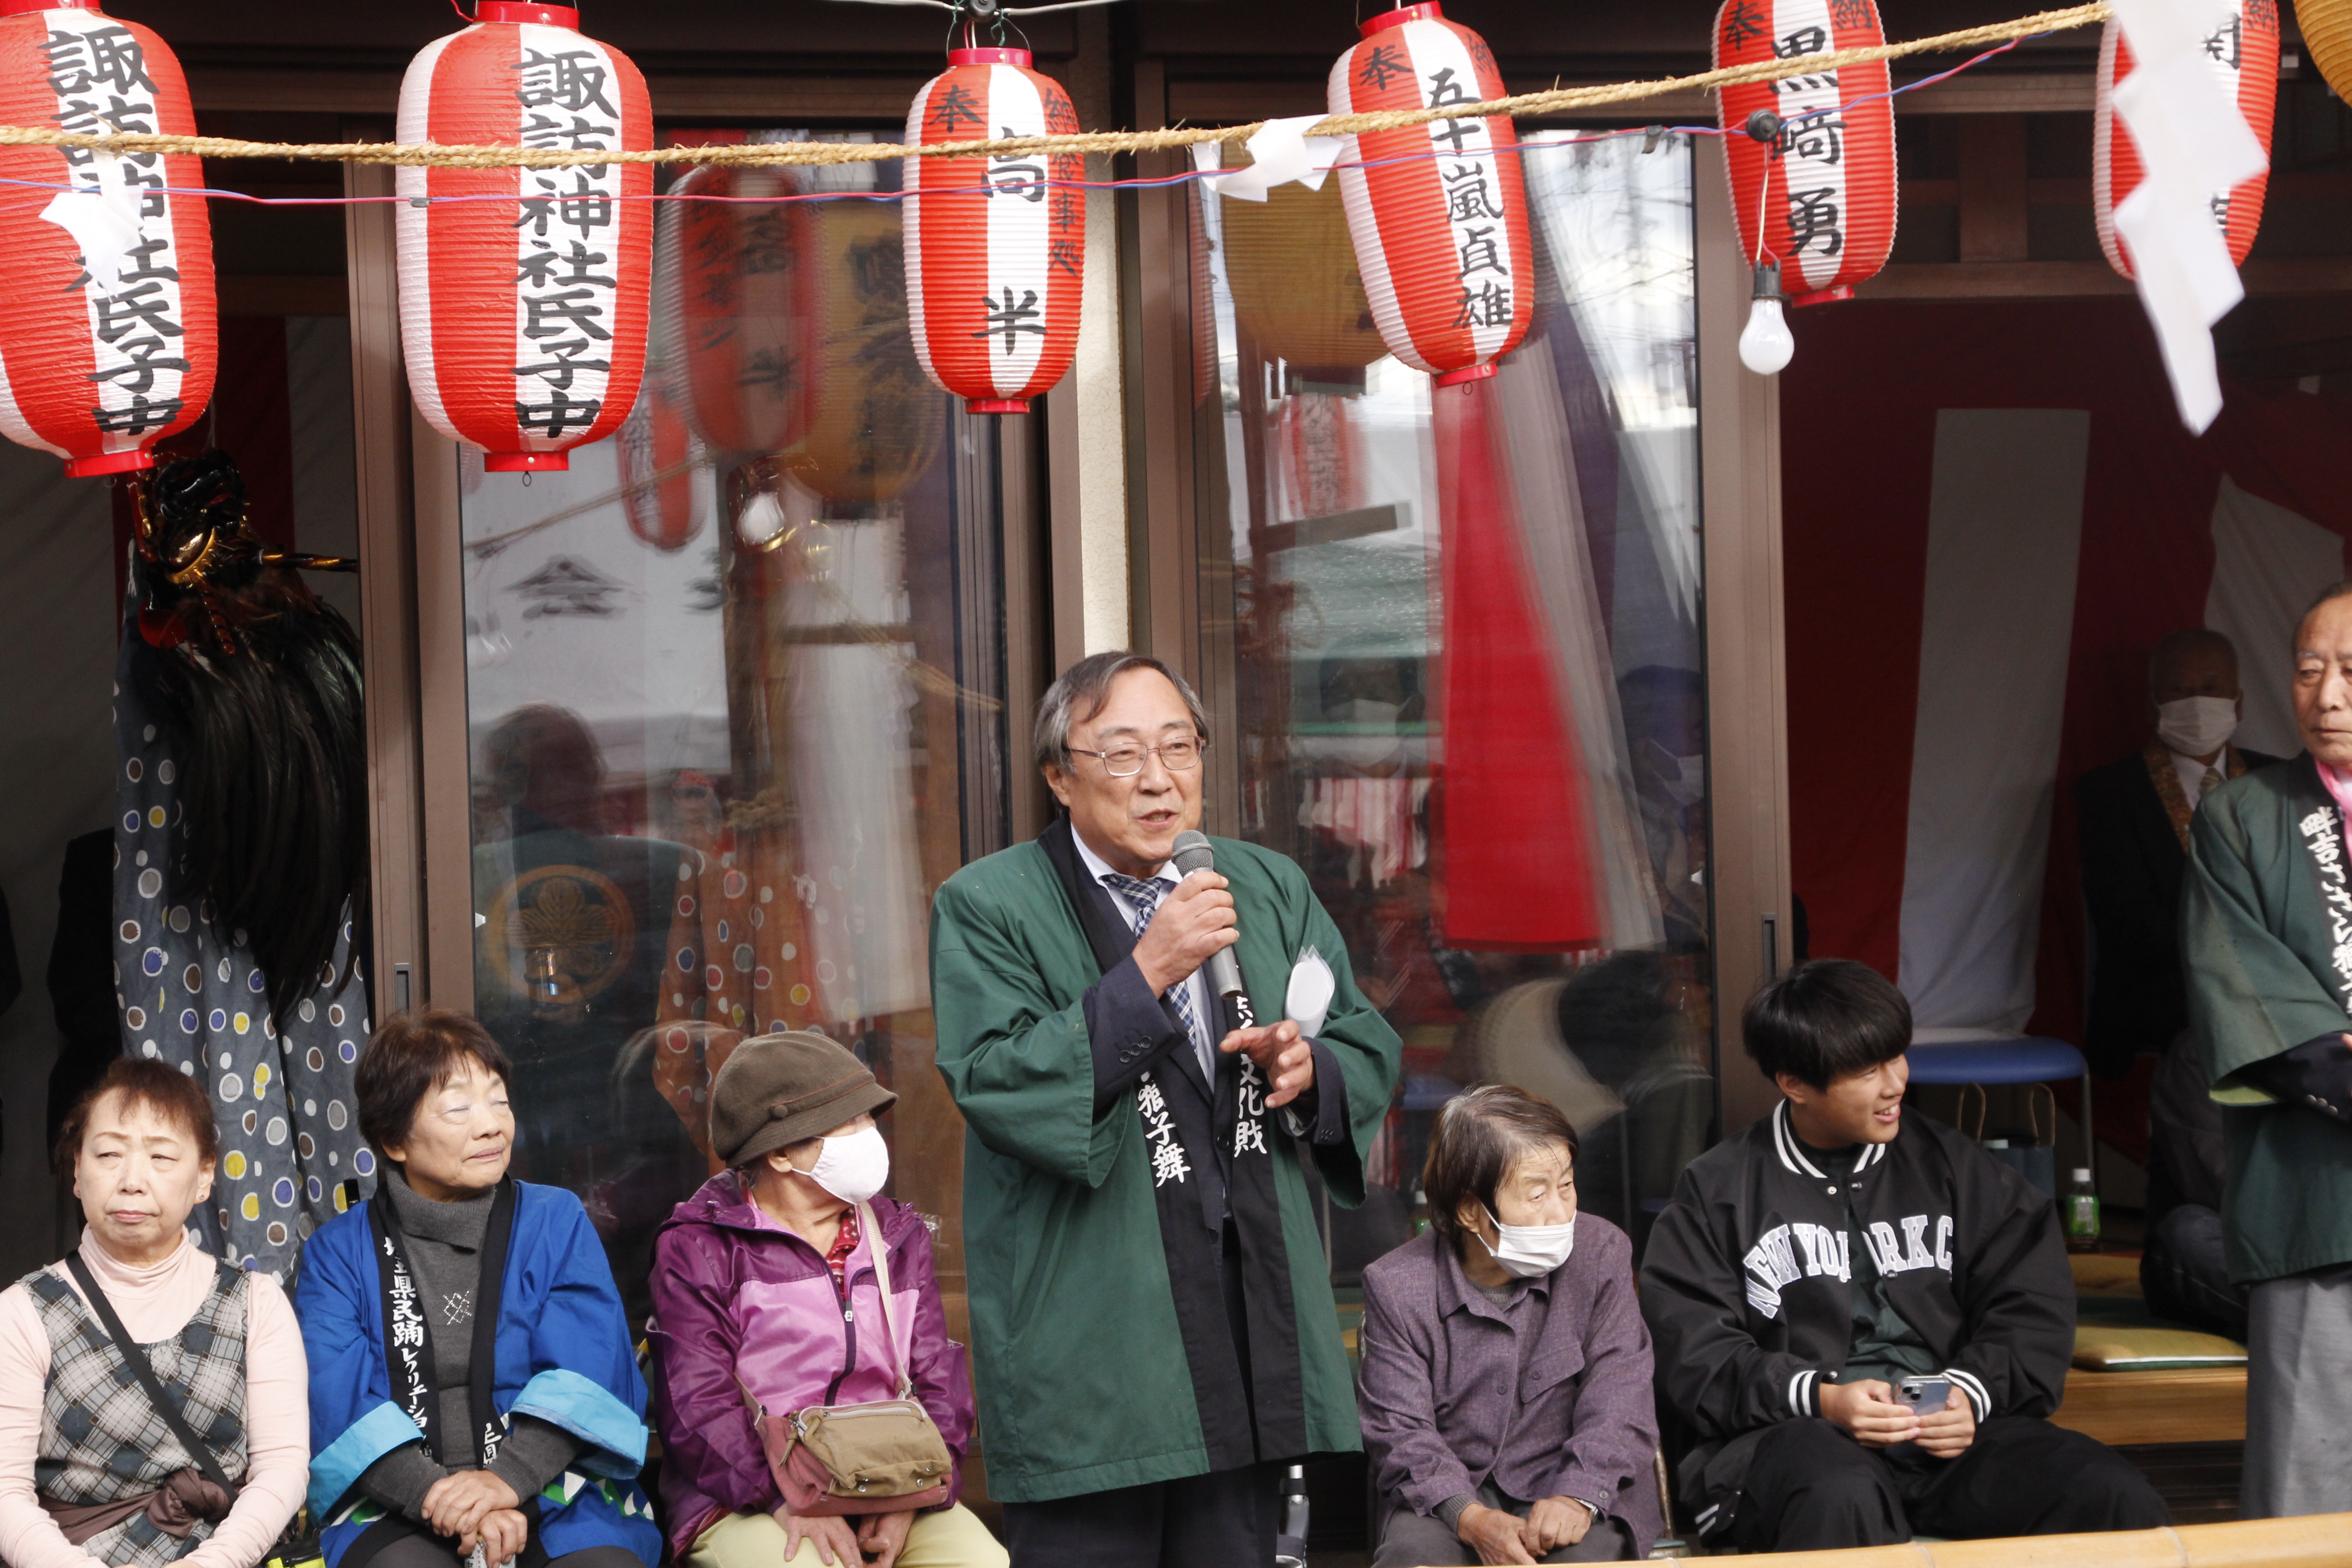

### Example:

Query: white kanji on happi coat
xmin=1326 ymin=2 xmax=1532 ymax=387
xmin=1713 ymin=0 xmax=1899 ymax=298
xmin=902 ymin=46 xmax=1084 ymax=415
xmin=2095 ymin=0 xmax=2278 ymax=279
xmin=397 ymin=1 xmax=651 ymax=472
xmin=0 ymin=0 xmax=214 ymax=477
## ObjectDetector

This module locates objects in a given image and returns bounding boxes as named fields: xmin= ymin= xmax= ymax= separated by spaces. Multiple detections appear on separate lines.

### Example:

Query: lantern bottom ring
xmin=1791 ymin=285 xmax=1856 ymax=309
xmin=965 ymin=398 xmax=1032 ymax=415
xmin=1431 ymin=363 xmax=1499 ymax=388
xmin=65 ymin=450 xmax=156 ymax=479
xmin=484 ymin=451 xmax=573 ymax=473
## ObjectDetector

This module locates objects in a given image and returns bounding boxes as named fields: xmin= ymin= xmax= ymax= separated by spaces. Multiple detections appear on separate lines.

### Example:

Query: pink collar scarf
xmin=2321 ymin=761 xmax=2352 ymax=852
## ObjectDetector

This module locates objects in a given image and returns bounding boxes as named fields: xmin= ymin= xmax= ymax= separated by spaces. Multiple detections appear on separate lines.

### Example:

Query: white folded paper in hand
xmin=1285 ymin=946 xmax=1335 ymax=1040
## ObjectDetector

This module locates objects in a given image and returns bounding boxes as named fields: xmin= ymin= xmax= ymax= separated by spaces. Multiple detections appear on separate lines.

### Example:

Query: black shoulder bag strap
xmin=63 ymin=1251 xmax=239 ymax=1498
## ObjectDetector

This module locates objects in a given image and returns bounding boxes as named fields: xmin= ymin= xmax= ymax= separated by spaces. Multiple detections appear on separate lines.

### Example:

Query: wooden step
xmin=2050 ymin=1364 xmax=2246 ymax=1447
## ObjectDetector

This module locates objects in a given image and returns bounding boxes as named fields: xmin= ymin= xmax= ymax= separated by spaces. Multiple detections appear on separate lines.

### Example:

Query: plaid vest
xmin=26 ymin=1259 xmax=250 ymax=1568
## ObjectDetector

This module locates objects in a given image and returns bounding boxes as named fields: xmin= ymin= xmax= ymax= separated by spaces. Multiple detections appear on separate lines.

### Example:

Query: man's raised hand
xmin=1132 ymin=871 xmax=1237 ymax=995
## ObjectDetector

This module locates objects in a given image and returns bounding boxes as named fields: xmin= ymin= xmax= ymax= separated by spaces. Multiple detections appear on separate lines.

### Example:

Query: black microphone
xmin=1171 ymin=829 xmax=1254 ymax=1033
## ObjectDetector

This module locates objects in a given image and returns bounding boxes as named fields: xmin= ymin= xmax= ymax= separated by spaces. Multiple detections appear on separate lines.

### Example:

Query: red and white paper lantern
xmin=0 ymin=0 xmax=214 ymax=477
xmin=2094 ymin=1 xmax=2277 ymax=279
xmin=903 ymin=47 xmax=1083 ymax=415
xmin=1714 ymin=0 xmax=1898 ymax=299
xmin=655 ymin=163 xmax=810 ymax=455
xmin=1328 ymin=2 xmax=1531 ymax=387
xmin=398 ymin=2 xmax=652 ymax=472
xmin=617 ymin=380 xmax=705 ymax=552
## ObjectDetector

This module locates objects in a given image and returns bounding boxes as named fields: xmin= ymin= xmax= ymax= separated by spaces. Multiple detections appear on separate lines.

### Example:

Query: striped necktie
xmin=1100 ymin=872 xmax=1205 ymax=1054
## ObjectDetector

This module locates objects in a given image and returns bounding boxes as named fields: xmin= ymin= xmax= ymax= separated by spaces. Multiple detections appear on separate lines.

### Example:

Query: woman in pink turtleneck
xmin=0 ymin=1058 xmax=308 ymax=1568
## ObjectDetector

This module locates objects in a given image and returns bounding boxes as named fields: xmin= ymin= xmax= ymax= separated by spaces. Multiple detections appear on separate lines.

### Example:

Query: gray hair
xmin=1034 ymin=651 xmax=1210 ymax=771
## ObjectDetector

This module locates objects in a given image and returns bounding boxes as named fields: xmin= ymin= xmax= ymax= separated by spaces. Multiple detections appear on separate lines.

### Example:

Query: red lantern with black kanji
xmin=902 ymin=46 xmax=1083 ymax=415
xmin=618 ymin=379 xmax=705 ymax=551
xmin=2094 ymin=0 xmax=2276 ymax=279
xmin=656 ymin=162 xmax=809 ymax=455
xmin=0 ymin=0 xmax=214 ymax=477
xmin=397 ymin=2 xmax=652 ymax=472
xmin=1714 ymin=0 xmax=1898 ymax=300
xmin=1327 ymin=2 xmax=1532 ymax=386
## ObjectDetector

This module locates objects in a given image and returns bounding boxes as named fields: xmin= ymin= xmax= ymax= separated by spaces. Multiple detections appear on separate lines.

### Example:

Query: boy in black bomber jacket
xmin=1639 ymin=960 xmax=2169 ymax=1551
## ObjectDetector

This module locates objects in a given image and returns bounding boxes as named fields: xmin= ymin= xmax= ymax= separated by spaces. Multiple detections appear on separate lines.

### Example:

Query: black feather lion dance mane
xmin=131 ymin=450 xmax=366 ymax=1027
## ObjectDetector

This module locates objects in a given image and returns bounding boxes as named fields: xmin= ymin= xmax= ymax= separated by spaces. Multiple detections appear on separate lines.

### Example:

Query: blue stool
xmin=1905 ymin=1034 xmax=2092 ymax=1182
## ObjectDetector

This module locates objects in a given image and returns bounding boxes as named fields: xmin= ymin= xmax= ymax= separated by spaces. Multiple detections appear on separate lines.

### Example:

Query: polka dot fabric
xmin=654 ymin=825 xmax=826 ymax=1036
xmin=114 ymin=621 xmax=372 ymax=1283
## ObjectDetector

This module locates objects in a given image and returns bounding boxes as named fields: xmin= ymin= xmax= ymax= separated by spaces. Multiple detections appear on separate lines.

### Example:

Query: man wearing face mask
xmin=2078 ymin=632 xmax=2273 ymax=1340
xmin=2078 ymin=629 xmax=2275 ymax=1082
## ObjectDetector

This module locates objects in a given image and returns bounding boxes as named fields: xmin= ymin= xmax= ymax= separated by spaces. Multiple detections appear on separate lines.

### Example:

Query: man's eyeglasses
xmin=1068 ymin=736 xmax=1208 ymax=777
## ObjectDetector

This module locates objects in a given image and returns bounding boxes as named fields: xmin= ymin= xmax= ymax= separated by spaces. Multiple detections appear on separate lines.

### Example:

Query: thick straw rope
xmin=0 ymin=2 xmax=2107 ymax=170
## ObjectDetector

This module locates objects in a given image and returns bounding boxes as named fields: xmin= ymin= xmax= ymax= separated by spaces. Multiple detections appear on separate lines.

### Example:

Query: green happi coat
xmin=930 ymin=827 xmax=1401 ymax=1502
xmin=2183 ymin=755 xmax=2352 ymax=1282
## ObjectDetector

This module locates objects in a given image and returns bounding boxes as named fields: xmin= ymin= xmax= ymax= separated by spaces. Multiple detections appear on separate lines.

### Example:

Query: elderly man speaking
xmin=931 ymin=652 xmax=1401 ymax=1568
xmin=2185 ymin=583 xmax=2352 ymax=1519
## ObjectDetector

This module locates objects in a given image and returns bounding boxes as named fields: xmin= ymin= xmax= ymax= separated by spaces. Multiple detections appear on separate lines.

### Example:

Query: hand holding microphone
xmin=1131 ymin=867 xmax=1236 ymax=998
xmin=1170 ymin=830 xmax=1315 ymax=1107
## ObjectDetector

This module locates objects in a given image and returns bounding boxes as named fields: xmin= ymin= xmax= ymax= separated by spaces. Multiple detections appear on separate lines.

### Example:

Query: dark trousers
xmin=1002 ymin=1463 xmax=1278 ymax=1568
xmin=1004 ymin=1224 xmax=1275 ymax=1568
xmin=1727 ymin=1416 xmax=2170 ymax=1553
xmin=2142 ymin=1204 xmax=2253 ymax=1342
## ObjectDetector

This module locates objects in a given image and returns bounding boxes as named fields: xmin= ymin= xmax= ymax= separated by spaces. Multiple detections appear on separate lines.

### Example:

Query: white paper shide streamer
xmin=2107 ymin=0 xmax=2270 ymax=431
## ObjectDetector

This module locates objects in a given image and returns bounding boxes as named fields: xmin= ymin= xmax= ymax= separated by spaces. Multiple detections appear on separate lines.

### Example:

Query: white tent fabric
xmin=2205 ymin=473 xmax=2345 ymax=761
xmin=1897 ymin=410 xmax=2090 ymax=1034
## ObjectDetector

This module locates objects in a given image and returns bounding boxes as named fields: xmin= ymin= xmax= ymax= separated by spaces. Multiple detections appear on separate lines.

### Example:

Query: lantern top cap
xmin=0 ymin=0 xmax=106 ymax=15
xmin=1359 ymin=2 xmax=1444 ymax=37
xmin=947 ymin=45 xmax=1032 ymax=66
xmin=472 ymin=2 xmax=580 ymax=26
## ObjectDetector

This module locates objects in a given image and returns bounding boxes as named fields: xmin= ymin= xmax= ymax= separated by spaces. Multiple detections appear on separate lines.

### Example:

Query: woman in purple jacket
xmin=1358 ymin=1086 xmax=1661 ymax=1567
xmin=648 ymin=1031 xmax=1004 ymax=1568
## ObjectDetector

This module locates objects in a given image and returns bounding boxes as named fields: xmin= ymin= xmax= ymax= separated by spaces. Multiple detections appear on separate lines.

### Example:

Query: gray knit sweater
xmin=356 ymin=1168 xmax=583 ymax=1523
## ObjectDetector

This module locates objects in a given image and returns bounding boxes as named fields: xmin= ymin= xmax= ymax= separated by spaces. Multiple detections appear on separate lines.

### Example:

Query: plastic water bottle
xmin=2064 ymin=1166 xmax=2101 ymax=1253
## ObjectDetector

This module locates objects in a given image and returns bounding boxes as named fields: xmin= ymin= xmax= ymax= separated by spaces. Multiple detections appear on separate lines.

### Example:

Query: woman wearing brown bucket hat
xmin=648 ymin=1030 xmax=1002 ymax=1568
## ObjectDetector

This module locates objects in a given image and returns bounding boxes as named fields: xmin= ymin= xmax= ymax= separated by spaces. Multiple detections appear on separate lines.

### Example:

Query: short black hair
xmin=357 ymin=1008 xmax=514 ymax=1157
xmin=1421 ymin=1085 xmax=1580 ymax=1244
xmin=1743 ymin=958 xmax=1910 ymax=1090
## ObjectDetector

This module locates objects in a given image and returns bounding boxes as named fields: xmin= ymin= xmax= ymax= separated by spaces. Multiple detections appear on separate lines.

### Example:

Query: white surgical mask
xmin=1661 ymin=753 xmax=1706 ymax=808
xmin=804 ymin=1126 xmax=891 ymax=1205
xmin=2156 ymin=695 xmax=2238 ymax=759
xmin=1479 ymin=1207 xmax=1576 ymax=1279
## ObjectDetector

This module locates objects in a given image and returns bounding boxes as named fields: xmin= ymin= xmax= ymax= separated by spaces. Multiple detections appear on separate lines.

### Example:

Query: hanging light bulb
xmin=1739 ymin=260 xmax=1795 ymax=376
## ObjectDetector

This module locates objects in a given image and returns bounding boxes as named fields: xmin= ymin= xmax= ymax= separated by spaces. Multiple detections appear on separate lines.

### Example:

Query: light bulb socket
xmin=1743 ymin=109 xmax=1784 ymax=145
xmin=1750 ymin=260 xmax=1786 ymax=302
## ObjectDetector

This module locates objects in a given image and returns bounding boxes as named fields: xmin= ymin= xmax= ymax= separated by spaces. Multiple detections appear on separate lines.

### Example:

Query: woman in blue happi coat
xmin=296 ymin=1011 xmax=660 ymax=1568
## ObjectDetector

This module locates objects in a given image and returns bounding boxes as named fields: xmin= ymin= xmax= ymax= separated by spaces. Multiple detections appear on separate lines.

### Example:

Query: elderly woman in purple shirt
xmin=1358 ymin=1086 xmax=1660 ymax=1567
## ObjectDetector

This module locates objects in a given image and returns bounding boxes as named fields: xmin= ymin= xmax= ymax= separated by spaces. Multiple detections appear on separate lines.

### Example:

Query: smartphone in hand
xmin=1887 ymin=1376 xmax=1950 ymax=1457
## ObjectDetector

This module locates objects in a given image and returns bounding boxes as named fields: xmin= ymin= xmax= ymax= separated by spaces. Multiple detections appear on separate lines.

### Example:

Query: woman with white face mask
xmin=648 ymin=1031 xmax=1002 ymax=1568
xmin=1357 ymin=1087 xmax=1660 ymax=1566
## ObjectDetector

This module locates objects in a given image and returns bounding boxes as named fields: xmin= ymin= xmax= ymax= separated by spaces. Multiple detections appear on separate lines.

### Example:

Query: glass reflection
xmin=1196 ymin=129 xmax=1710 ymax=1269
xmin=460 ymin=131 xmax=1003 ymax=1331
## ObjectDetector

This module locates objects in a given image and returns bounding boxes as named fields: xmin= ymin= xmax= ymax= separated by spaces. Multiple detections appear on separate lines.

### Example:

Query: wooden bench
xmin=2050 ymin=1363 xmax=2247 ymax=1446
xmin=2051 ymin=1254 xmax=2246 ymax=1448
